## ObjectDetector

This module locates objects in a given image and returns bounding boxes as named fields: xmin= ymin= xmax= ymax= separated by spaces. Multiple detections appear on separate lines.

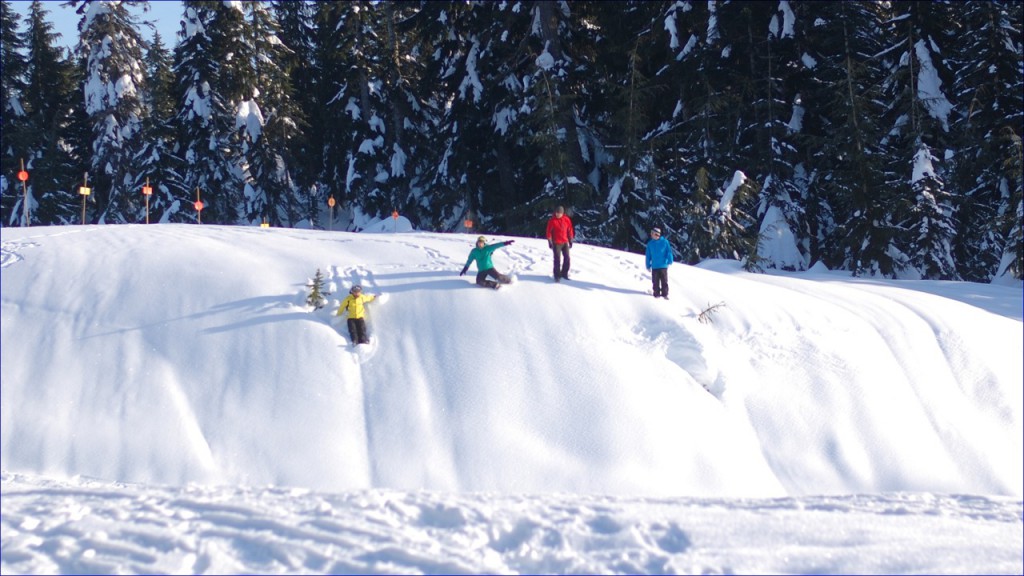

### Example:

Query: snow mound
xmin=1 ymin=225 xmax=1021 ymax=498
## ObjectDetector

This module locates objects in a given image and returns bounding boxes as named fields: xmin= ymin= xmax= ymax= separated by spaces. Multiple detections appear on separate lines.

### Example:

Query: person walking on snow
xmin=336 ymin=285 xmax=377 ymax=344
xmin=645 ymin=227 xmax=674 ymax=299
xmin=461 ymin=236 xmax=515 ymax=289
xmin=545 ymin=205 xmax=575 ymax=282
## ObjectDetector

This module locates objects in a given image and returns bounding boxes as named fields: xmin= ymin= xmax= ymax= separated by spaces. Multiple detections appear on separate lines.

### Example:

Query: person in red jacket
xmin=545 ymin=205 xmax=575 ymax=282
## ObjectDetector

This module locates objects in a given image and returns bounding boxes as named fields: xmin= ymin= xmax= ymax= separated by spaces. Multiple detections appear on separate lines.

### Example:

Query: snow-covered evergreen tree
xmin=314 ymin=1 xmax=387 ymax=228
xmin=747 ymin=1 xmax=809 ymax=271
xmin=581 ymin=1 xmax=672 ymax=252
xmin=305 ymin=268 xmax=330 ymax=310
xmin=878 ymin=0 xmax=959 ymax=278
xmin=73 ymin=0 xmax=150 ymax=224
xmin=15 ymin=0 xmax=83 ymax=226
xmin=995 ymin=127 xmax=1023 ymax=281
xmin=674 ymin=167 xmax=725 ymax=264
xmin=802 ymin=1 xmax=897 ymax=276
xmin=420 ymin=1 xmax=534 ymax=233
xmin=238 ymin=3 xmax=305 ymax=227
xmin=948 ymin=0 xmax=1023 ymax=281
xmin=908 ymin=143 xmax=958 ymax=278
xmin=137 ymin=29 xmax=188 ymax=223
xmin=367 ymin=2 xmax=438 ymax=230
xmin=1 ymin=0 xmax=29 ymax=224
xmin=413 ymin=1 xmax=484 ymax=231
xmin=314 ymin=2 xmax=438 ymax=230
xmin=173 ymin=2 xmax=245 ymax=224
xmin=667 ymin=1 xmax=761 ymax=263
xmin=271 ymin=0 xmax=318 ymax=224
xmin=518 ymin=1 xmax=595 ymax=225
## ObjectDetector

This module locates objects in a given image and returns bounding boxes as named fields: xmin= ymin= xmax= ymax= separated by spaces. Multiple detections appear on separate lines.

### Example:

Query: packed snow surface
xmin=2 ymin=224 xmax=1021 ymax=574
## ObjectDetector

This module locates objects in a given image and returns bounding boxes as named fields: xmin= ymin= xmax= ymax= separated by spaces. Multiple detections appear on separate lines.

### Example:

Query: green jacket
xmin=463 ymin=242 xmax=507 ymax=272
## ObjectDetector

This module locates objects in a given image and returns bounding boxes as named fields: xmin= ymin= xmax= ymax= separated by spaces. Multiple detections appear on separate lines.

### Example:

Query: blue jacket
xmin=645 ymin=237 xmax=674 ymax=269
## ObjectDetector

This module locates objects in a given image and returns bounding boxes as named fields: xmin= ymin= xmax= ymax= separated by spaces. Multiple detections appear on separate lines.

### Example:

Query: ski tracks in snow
xmin=0 ymin=240 xmax=37 ymax=269
xmin=315 ymin=265 xmax=384 ymax=367
xmin=628 ymin=315 xmax=724 ymax=399
xmin=3 ymin=472 xmax=1020 ymax=575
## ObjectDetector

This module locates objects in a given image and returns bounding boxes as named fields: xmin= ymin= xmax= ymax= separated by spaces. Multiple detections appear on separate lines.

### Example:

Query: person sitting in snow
xmin=460 ymin=236 xmax=515 ymax=289
xmin=336 ymin=285 xmax=377 ymax=345
xmin=645 ymin=227 xmax=674 ymax=299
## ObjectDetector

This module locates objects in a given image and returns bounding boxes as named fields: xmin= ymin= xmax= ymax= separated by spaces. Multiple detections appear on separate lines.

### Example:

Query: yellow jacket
xmin=336 ymin=293 xmax=376 ymax=319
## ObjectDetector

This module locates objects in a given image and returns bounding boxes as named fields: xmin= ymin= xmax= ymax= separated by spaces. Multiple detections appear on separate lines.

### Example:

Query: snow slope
xmin=2 ymin=224 xmax=1022 ymax=574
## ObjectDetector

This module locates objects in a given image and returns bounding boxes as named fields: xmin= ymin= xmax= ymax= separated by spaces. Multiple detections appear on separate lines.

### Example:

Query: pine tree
xmin=173 ymin=2 xmax=246 ymax=224
xmin=668 ymin=1 xmax=761 ymax=263
xmin=313 ymin=2 xmax=438 ymax=230
xmin=313 ymin=1 xmax=384 ymax=228
xmin=73 ymin=0 xmax=150 ymax=224
xmin=411 ymin=0 xmax=482 ymax=231
xmin=385 ymin=3 xmax=443 ymax=231
xmin=581 ymin=1 xmax=673 ymax=252
xmin=650 ymin=0 xmax=716 ymax=263
xmin=995 ymin=127 xmax=1023 ymax=280
xmin=419 ymin=1 xmax=534 ymax=233
xmin=908 ymin=144 xmax=958 ymax=278
xmin=676 ymin=167 xmax=725 ymax=264
xmin=241 ymin=2 xmax=306 ymax=227
xmin=949 ymin=1 xmax=1024 ymax=281
xmin=801 ymin=1 xmax=894 ymax=276
xmin=877 ymin=0 xmax=960 ymax=278
xmin=517 ymin=1 xmax=595 ymax=227
xmin=17 ymin=0 xmax=82 ymax=226
xmin=305 ymin=268 xmax=330 ymax=309
xmin=272 ymin=0 xmax=319 ymax=224
xmin=145 ymin=30 xmax=176 ymax=127
xmin=747 ymin=1 xmax=810 ymax=271
xmin=1 ymin=0 xmax=30 ymax=223
xmin=138 ymin=29 xmax=189 ymax=224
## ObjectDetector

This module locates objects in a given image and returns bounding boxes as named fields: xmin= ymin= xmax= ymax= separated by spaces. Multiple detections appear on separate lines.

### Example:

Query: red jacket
xmin=546 ymin=214 xmax=574 ymax=245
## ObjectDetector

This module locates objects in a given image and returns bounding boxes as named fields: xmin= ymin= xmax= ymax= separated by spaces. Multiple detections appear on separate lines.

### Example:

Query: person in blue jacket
xmin=644 ymin=227 xmax=674 ymax=299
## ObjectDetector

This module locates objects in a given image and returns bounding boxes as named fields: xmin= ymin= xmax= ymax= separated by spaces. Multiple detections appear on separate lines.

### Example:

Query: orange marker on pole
xmin=194 ymin=187 xmax=204 ymax=224
xmin=17 ymin=159 xmax=29 ymax=226
xmin=142 ymin=178 xmax=153 ymax=224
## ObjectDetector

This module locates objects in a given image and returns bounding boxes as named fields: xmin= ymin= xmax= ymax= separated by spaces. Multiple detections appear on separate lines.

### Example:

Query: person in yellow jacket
xmin=336 ymin=285 xmax=377 ymax=345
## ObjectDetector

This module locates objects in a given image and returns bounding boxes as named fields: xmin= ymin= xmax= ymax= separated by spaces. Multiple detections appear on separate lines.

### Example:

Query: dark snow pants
xmin=652 ymin=268 xmax=669 ymax=298
xmin=476 ymin=268 xmax=509 ymax=288
xmin=347 ymin=318 xmax=369 ymax=344
xmin=552 ymin=243 xmax=571 ymax=279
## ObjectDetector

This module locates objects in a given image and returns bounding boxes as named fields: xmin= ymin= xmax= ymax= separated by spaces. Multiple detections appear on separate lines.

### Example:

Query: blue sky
xmin=9 ymin=1 xmax=183 ymax=49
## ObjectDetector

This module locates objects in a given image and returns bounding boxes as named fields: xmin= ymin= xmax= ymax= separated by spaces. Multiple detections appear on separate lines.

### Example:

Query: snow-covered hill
xmin=2 ymin=224 xmax=1021 ymax=574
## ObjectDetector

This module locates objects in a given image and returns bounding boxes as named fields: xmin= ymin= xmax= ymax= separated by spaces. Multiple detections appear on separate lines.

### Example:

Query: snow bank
xmin=1 ymin=225 xmax=1021 ymax=499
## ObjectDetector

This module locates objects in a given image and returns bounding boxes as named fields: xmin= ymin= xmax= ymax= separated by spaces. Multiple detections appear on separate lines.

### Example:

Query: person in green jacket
xmin=460 ymin=236 xmax=515 ymax=289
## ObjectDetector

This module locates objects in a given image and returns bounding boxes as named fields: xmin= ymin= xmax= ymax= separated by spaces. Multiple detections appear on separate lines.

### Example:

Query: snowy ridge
xmin=1 ymin=224 xmax=1022 ymax=573
xmin=1 ymin=224 xmax=1020 ymax=496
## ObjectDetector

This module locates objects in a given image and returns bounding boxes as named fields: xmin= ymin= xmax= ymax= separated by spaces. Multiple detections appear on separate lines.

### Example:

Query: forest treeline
xmin=1 ymin=1 xmax=1021 ymax=280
